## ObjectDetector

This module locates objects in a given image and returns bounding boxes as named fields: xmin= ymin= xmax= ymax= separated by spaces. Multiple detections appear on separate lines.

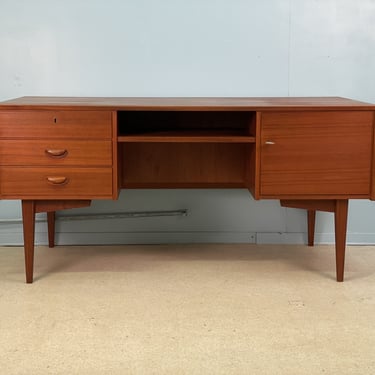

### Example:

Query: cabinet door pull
xmin=265 ymin=141 xmax=275 ymax=145
xmin=45 ymin=149 xmax=68 ymax=158
xmin=46 ymin=176 xmax=68 ymax=185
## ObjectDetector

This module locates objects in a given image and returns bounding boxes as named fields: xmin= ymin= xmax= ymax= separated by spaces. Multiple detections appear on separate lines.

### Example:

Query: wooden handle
xmin=46 ymin=177 xmax=68 ymax=185
xmin=45 ymin=149 xmax=68 ymax=158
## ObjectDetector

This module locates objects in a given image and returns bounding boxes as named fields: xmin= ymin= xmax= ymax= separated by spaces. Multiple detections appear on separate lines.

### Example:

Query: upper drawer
xmin=0 ymin=110 xmax=112 ymax=139
xmin=0 ymin=140 xmax=112 ymax=166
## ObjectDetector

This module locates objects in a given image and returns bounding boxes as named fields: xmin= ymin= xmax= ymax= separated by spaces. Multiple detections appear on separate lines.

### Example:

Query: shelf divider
xmin=118 ymin=131 xmax=255 ymax=143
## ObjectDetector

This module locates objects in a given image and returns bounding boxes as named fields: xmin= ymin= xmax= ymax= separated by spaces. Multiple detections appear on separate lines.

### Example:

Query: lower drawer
xmin=0 ymin=167 xmax=113 ymax=198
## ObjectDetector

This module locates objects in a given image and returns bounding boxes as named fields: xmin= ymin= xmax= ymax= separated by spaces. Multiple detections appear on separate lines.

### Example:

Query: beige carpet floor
xmin=1 ymin=244 xmax=375 ymax=374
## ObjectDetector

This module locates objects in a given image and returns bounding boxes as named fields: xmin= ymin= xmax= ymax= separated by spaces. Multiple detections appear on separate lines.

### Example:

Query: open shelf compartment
xmin=117 ymin=111 xmax=256 ymax=143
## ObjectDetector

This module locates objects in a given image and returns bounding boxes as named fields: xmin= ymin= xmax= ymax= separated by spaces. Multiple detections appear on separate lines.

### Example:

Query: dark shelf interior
xmin=118 ymin=111 xmax=256 ymax=137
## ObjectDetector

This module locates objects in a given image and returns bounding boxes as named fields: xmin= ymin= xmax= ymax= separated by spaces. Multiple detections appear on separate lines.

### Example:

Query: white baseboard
xmin=0 ymin=230 xmax=256 ymax=246
xmin=256 ymin=232 xmax=375 ymax=245
xmin=1 ymin=228 xmax=375 ymax=246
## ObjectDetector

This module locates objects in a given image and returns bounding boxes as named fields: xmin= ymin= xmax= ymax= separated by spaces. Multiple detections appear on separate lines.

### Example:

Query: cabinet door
xmin=260 ymin=111 xmax=373 ymax=198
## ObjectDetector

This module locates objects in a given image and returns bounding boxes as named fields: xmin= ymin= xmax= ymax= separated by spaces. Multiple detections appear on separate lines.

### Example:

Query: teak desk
xmin=0 ymin=97 xmax=374 ymax=283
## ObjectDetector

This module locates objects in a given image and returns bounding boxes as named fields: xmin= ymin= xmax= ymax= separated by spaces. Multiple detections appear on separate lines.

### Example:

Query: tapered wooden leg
xmin=334 ymin=200 xmax=348 ymax=282
xmin=19 ymin=200 xmax=91 ymax=283
xmin=22 ymin=200 xmax=36 ymax=284
xmin=281 ymin=199 xmax=349 ymax=282
xmin=47 ymin=211 xmax=56 ymax=248
xmin=307 ymin=210 xmax=316 ymax=247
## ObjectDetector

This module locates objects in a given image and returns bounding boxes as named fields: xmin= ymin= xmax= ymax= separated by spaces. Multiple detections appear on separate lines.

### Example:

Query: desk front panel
xmin=1 ymin=103 xmax=374 ymax=201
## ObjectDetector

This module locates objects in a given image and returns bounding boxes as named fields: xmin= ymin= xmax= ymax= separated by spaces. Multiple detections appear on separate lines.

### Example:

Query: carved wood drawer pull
xmin=45 ymin=149 xmax=68 ymax=158
xmin=46 ymin=177 xmax=69 ymax=186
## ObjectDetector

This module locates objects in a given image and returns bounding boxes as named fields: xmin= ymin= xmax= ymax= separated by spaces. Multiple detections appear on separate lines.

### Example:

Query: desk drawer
xmin=0 ymin=110 xmax=112 ymax=139
xmin=0 ymin=140 xmax=112 ymax=166
xmin=1 ymin=167 xmax=113 ymax=198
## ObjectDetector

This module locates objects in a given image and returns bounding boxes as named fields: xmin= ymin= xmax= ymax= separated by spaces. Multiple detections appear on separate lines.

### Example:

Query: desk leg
xmin=307 ymin=210 xmax=316 ymax=247
xmin=22 ymin=200 xmax=36 ymax=284
xmin=335 ymin=200 xmax=348 ymax=282
xmin=280 ymin=199 xmax=349 ymax=282
xmin=47 ymin=211 xmax=56 ymax=248
xmin=20 ymin=200 xmax=91 ymax=283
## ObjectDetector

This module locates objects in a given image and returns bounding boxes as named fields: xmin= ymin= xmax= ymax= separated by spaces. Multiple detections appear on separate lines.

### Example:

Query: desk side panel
xmin=371 ymin=111 xmax=375 ymax=200
xmin=246 ymin=112 xmax=261 ymax=199
xmin=112 ymin=110 xmax=120 ymax=199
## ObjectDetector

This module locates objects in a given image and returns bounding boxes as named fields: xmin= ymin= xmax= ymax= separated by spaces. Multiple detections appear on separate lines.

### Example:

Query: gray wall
xmin=1 ymin=0 xmax=375 ymax=245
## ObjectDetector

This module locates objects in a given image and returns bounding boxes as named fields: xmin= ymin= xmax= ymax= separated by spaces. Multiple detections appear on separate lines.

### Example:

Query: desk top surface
xmin=0 ymin=96 xmax=374 ymax=111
